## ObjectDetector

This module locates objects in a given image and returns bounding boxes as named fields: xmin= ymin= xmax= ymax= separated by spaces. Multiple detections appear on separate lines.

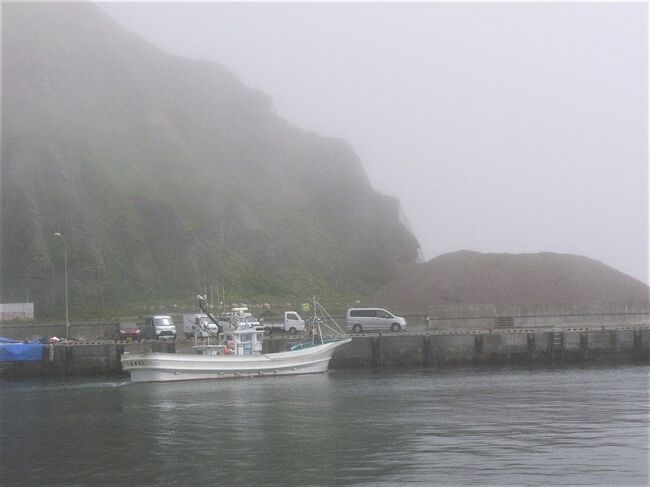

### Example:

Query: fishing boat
xmin=121 ymin=296 xmax=350 ymax=383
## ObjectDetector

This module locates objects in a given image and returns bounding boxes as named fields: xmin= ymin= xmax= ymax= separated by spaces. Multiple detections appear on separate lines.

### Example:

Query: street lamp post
xmin=53 ymin=232 xmax=69 ymax=340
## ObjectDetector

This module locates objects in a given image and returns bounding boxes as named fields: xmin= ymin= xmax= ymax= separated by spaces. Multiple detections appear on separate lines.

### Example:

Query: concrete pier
xmin=0 ymin=327 xmax=647 ymax=379
xmin=325 ymin=328 xmax=650 ymax=368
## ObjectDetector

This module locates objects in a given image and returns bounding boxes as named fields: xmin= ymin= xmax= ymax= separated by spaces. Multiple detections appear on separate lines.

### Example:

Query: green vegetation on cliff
xmin=1 ymin=3 xmax=420 ymax=317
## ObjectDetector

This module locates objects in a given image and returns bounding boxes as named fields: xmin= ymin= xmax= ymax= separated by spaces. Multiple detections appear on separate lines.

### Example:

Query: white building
xmin=0 ymin=303 xmax=34 ymax=321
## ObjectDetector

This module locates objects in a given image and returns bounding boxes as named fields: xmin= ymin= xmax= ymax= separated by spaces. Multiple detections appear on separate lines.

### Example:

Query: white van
xmin=143 ymin=315 xmax=177 ymax=340
xmin=346 ymin=308 xmax=407 ymax=333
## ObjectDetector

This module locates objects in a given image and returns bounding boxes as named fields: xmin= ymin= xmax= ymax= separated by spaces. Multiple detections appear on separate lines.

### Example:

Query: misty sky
xmin=99 ymin=2 xmax=648 ymax=283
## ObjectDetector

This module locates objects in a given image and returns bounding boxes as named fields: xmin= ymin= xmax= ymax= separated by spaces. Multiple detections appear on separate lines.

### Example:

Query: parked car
xmin=116 ymin=322 xmax=142 ymax=341
xmin=142 ymin=315 xmax=177 ymax=340
xmin=346 ymin=308 xmax=407 ymax=333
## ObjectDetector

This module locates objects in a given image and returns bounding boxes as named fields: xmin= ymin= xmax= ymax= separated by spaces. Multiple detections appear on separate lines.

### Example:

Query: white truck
xmin=260 ymin=311 xmax=305 ymax=335
xmin=183 ymin=313 xmax=220 ymax=338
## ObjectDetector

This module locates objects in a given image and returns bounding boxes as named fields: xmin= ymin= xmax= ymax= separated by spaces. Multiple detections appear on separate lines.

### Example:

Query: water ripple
xmin=1 ymin=365 xmax=648 ymax=486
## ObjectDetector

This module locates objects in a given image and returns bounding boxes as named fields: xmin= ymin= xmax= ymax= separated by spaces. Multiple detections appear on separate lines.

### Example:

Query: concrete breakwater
xmin=1 ymin=327 xmax=648 ymax=379
xmin=269 ymin=328 xmax=650 ymax=368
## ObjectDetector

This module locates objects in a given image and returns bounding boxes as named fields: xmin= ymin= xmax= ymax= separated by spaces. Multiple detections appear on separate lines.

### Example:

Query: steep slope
xmin=371 ymin=251 xmax=649 ymax=312
xmin=1 ymin=3 xmax=420 ymax=316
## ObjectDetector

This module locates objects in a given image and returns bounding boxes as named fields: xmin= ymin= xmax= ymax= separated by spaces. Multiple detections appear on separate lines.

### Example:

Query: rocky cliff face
xmin=1 ymin=3 xmax=420 ymax=315
xmin=371 ymin=251 xmax=649 ymax=312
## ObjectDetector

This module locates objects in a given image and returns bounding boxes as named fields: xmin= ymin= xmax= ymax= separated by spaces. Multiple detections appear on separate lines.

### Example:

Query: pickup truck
xmin=260 ymin=311 xmax=305 ymax=335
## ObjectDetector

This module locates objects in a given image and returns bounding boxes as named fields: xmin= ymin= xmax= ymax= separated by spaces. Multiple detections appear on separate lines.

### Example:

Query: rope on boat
xmin=311 ymin=297 xmax=347 ymax=337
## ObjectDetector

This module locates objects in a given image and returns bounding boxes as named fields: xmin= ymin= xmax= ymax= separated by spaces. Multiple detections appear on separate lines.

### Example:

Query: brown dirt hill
xmin=370 ymin=251 xmax=649 ymax=312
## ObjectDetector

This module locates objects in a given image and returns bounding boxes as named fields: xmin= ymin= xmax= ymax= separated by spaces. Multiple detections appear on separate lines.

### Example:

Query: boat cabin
xmin=229 ymin=327 xmax=264 ymax=356
xmin=193 ymin=327 xmax=264 ymax=357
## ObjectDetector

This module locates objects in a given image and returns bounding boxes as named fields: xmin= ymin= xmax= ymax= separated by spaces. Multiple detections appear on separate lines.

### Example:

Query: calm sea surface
xmin=1 ymin=365 xmax=648 ymax=486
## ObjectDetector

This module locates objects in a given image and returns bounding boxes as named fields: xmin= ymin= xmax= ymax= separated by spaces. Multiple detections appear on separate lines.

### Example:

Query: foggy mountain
xmin=1 ymin=3 xmax=420 ymax=315
xmin=371 ymin=251 xmax=650 ymax=312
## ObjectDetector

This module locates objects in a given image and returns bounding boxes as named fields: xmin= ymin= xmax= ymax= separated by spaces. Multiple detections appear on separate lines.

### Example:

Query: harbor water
xmin=1 ymin=365 xmax=648 ymax=486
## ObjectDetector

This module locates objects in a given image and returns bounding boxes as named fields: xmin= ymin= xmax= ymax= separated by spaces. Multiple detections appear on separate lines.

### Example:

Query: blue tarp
xmin=0 ymin=336 xmax=21 ymax=344
xmin=0 ymin=338 xmax=44 ymax=362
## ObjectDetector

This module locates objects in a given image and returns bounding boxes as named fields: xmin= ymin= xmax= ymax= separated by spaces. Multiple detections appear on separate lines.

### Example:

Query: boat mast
xmin=197 ymin=295 xmax=223 ymax=334
xmin=310 ymin=296 xmax=347 ymax=338
xmin=312 ymin=295 xmax=323 ymax=343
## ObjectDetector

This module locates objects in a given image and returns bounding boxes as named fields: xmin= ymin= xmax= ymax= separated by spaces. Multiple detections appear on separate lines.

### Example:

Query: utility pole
xmin=53 ymin=232 xmax=69 ymax=339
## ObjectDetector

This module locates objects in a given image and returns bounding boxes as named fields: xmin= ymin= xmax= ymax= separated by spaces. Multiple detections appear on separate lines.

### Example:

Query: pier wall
xmin=426 ymin=301 xmax=650 ymax=330
xmin=1 ymin=328 xmax=647 ymax=379
xmin=0 ymin=321 xmax=119 ymax=341
xmin=325 ymin=329 xmax=649 ymax=367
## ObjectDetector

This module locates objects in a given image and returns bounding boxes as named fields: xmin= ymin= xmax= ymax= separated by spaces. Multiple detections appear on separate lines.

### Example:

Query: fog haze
xmin=99 ymin=2 xmax=648 ymax=283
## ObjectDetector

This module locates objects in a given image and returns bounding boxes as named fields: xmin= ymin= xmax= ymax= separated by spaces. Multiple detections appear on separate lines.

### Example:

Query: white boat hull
xmin=121 ymin=338 xmax=351 ymax=382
